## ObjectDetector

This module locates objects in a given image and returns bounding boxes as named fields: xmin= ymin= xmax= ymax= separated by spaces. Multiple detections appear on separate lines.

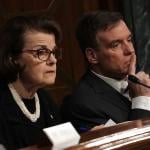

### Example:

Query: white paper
xmin=0 ymin=144 xmax=6 ymax=150
xmin=104 ymin=119 xmax=116 ymax=127
xmin=43 ymin=122 xmax=80 ymax=150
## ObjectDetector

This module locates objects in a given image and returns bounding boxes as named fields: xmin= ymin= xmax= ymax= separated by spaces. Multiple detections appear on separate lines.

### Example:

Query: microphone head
xmin=128 ymin=75 xmax=140 ymax=83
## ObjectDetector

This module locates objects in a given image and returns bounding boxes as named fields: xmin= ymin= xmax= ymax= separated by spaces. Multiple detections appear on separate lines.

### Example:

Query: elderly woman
xmin=0 ymin=15 xmax=62 ymax=149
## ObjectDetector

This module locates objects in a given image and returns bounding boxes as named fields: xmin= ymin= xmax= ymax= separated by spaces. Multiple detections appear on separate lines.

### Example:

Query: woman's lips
xmin=46 ymin=70 xmax=56 ymax=73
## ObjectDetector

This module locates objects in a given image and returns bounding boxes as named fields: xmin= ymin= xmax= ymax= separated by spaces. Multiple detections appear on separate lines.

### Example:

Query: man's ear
xmin=85 ymin=48 xmax=98 ymax=64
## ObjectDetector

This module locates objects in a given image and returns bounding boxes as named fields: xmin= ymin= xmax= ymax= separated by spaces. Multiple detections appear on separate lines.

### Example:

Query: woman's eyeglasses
xmin=22 ymin=47 xmax=62 ymax=61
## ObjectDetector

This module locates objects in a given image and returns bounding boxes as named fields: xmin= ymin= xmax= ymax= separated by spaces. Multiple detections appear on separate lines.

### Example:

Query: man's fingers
xmin=90 ymin=125 xmax=104 ymax=131
xmin=128 ymin=54 xmax=136 ymax=75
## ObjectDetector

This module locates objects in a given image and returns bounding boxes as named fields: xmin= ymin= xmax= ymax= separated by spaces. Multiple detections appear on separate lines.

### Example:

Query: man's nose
xmin=123 ymin=41 xmax=134 ymax=54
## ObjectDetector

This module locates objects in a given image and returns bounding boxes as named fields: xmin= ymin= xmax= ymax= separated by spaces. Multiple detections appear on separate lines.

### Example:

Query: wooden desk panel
xmin=22 ymin=119 xmax=150 ymax=150
xmin=67 ymin=119 xmax=150 ymax=150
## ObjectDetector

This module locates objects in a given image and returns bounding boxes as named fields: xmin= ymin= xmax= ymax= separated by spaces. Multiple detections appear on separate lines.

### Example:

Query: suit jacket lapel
xmin=84 ymin=70 xmax=131 ymax=111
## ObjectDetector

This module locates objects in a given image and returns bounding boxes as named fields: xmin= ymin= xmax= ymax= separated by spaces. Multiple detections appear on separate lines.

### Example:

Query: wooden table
xmin=21 ymin=119 xmax=150 ymax=150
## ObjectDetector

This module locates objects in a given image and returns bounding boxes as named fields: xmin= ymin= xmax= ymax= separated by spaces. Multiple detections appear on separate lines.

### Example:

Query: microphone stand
xmin=128 ymin=75 xmax=150 ymax=89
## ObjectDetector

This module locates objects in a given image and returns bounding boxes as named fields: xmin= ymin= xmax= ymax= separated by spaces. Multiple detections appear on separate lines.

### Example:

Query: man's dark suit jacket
xmin=61 ymin=70 xmax=150 ymax=132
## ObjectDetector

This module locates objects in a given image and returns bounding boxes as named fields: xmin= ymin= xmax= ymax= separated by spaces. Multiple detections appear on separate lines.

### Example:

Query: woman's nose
xmin=46 ymin=54 xmax=57 ymax=65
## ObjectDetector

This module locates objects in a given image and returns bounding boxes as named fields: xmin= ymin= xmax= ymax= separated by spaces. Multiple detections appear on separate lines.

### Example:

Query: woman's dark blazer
xmin=0 ymin=82 xmax=60 ymax=149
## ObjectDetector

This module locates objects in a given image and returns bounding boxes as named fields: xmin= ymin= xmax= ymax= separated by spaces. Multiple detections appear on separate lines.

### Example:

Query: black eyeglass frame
xmin=22 ymin=47 xmax=62 ymax=61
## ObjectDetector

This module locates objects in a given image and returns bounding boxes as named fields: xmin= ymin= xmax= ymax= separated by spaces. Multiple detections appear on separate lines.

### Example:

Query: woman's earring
xmin=17 ymin=73 xmax=20 ymax=79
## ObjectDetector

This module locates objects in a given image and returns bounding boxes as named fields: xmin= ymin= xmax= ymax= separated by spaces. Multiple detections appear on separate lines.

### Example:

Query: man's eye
xmin=110 ymin=42 xmax=119 ymax=48
xmin=127 ymin=37 xmax=132 ymax=42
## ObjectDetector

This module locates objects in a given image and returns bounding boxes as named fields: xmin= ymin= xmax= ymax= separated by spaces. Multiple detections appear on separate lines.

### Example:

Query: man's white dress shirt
xmin=91 ymin=70 xmax=150 ymax=111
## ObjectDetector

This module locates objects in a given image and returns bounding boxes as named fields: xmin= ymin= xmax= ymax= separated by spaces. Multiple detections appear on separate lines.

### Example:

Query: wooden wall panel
xmin=0 ymin=0 xmax=51 ymax=12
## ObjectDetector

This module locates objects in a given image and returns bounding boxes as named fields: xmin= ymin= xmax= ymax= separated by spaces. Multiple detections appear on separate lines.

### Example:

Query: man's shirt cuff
xmin=132 ymin=96 xmax=150 ymax=111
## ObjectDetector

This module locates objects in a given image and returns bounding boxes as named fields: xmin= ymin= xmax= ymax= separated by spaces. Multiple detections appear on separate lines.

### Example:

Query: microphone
xmin=128 ymin=75 xmax=150 ymax=89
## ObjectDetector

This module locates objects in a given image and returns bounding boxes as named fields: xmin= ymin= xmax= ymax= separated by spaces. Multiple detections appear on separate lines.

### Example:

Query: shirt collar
xmin=91 ymin=70 xmax=128 ymax=93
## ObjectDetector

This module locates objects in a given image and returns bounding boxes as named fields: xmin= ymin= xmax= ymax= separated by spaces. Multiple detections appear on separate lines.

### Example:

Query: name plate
xmin=43 ymin=122 xmax=80 ymax=150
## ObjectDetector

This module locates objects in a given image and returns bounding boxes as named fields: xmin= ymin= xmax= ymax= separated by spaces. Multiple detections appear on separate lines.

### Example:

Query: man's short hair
xmin=76 ymin=11 xmax=123 ymax=53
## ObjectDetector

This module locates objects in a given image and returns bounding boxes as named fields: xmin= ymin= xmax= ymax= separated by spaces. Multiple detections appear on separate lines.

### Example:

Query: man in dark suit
xmin=61 ymin=11 xmax=150 ymax=132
